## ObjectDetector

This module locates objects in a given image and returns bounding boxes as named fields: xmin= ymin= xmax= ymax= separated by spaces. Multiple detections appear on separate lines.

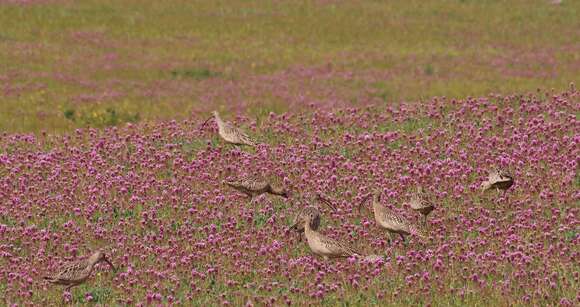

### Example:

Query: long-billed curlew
xmin=288 ymin=193 xmax=337 ymax=241
xmin=359 ymin=190 xmax=427 ymax=244
xmin=288 ymin=207 xmax=362 ymax=260
xmin=481 ymin=167 xmax=514 ymax=193
xmin=44 ymin=250 xmax=116 ymax=291
xmin=223 ymin=176 xmax=289 ymax=200
xmin=200 ymin=111 xmax=257 ymax=146
xmin=408 ymin=186 xmax=435 ymax=225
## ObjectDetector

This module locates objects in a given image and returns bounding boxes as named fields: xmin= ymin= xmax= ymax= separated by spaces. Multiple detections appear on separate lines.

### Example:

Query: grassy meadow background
xmin=0 ymin=1 xmax=579 ymax=306
xmin=0 ymin=0 xmax=578 ymax=133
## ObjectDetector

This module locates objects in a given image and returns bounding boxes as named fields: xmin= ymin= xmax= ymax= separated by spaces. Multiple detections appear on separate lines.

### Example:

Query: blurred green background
xmin=0 ymin=0 xmax=578 ymax=133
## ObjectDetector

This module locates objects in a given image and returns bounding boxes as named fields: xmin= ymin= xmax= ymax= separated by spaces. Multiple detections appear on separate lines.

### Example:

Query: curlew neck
xmin=269 ymin=185 xmax=287 ymax=197
xmin=372 ymin=194 xmax=382 ymax=216
xmin=304 ymin=217 xmax=316 ymax=237
xmin=87 ymin=252 xmax=103 ymax=266
xmin=212 ymin=111 xmax=223 ymax=123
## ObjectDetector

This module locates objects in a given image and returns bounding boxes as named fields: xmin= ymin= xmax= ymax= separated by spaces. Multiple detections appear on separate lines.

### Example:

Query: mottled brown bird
xmin=201 ymin=111 xmax=257 ymax=146
xmin=289 ymin=207 xmax=362 ymax=260
xmin=359 ymin=190 xmax=427 ymax=243
xmin=223 ymin=176 xmax=289 ymax=200
xmin=481 ymin=167 xmax=514 ymax=193
xmin=44 ymin=250 xmax=116 ymax=291
xmin=408 ymin=186 xmax=435 ymax=225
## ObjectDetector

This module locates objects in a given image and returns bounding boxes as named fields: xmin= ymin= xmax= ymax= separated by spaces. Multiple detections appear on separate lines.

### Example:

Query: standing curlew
xmin=359 ymin=190 xmax=427 ymax=244
xmin=288 ymin=207 xmax=362 ymax=260
xmin=481 ymin=167 xmax=514 ymax=193
xmin=223 ymin=176 xmax=289 ymax=200
xmin=44 ymin=250 xmax=116 ymax=291
xmin=408 ymin=186 xmax=435 ymax=225
xmin=200 ymin=111 xmax=257 ymax=146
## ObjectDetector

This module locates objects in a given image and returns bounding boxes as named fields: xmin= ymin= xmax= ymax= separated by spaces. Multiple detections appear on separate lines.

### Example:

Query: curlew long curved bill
xmin=357 ymin=193 xmax=372 ymax=214
xmin=314 ymin=193 xmax=338 ymax=212
xmin=103 ymin=257 xmax=117 ymax=272
xmin=199 ymin=115 xmax=214 ymax=130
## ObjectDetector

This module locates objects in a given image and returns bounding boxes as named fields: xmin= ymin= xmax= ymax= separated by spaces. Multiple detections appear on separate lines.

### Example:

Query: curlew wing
xmin=290 ymin=206 xmax=321 ymax=232
xmin=223 ymin=122 xmax=257 ymax=146
xmin=227 ymin=178 xmax=269 ymax=191
xmin=45 ymin=260 xmax=88 ymax=284
xmin=319 ymin=235 xmax=362 ymax=257
xmin=378 ymin=209 xmax=425 ymax=237
xmin=225 ymin=177 xmax=265 ymax=193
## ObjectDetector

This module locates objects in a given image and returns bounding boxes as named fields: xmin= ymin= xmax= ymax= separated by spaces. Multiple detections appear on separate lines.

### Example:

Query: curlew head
xmin=270 ymin=184 xmax=290 ymax=198
xmin=199 ymin=111 xmax=218 ymax=130
xmin=357 ymin=189 xmax=378 ymax=214
xmin=90 ymin=250 xmax=117 ymax=272
xmin=303 ymin=206 xmax=321 ymax=228
xmin=287 ymin=205 xmax=322 ymax=233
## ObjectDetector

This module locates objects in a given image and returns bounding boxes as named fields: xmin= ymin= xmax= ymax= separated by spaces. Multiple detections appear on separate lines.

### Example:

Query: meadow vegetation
xmin=0 ymin=0 xmax=578 ymax=132
xmin=0 ymin=0 xmax=578 ymax=306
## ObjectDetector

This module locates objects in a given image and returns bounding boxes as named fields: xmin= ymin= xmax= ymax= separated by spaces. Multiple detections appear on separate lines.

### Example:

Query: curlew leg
xmin=399 ymin=234 xmax=407 ymax=246
xmin=387 ymin=232 xmax=394 ymax=245
xmin=245 ymin=194 xmax=254 ymax=206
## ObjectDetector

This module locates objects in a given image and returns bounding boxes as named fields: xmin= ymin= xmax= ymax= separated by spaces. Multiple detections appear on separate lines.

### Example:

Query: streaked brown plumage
xmin=359 ymin=190 xmax=427 ymax=243
xmin=408 ymin=186 xmax=435 ymax=225
xmin=289 ymin=207 xmax=362 ymax=260
xmin=481 ymin=167 xmax=514 ymax=192
xmin=223 ymin=177 xmax=289 ymax=199
xmin=44 ymin=250 xmax=116 ymax=291
xmin=201 ymin=111 xmax=257 ymax=146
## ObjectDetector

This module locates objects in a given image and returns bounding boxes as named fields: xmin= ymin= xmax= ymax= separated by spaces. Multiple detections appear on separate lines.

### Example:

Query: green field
xmin=0 ymin=0 xmax=578 ymax=133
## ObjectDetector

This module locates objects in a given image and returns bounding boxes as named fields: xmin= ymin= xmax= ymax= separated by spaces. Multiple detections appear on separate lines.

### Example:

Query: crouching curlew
xmin=223 ymin=176 xmax=290 ymax=201
xmin=481 ymin=167 xmax=514 ymax=193
xmin=44 ymin=250 xmax=116 ymax=291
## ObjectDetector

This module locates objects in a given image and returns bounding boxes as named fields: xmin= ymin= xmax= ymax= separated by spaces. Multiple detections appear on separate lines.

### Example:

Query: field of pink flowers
xmin=0 ymin=85 xmax=578 ymax=305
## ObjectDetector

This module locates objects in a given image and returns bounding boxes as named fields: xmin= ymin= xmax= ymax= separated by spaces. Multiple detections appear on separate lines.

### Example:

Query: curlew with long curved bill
xmin=200 ymin=111 xmax=257 ymax=146
xmin=359 ymin=190 xmax=427 ymax=244
xmin=44 ymin=250 xmax=117 ymax=291
xmin=288 ymin=207 xmax=362 ymax=260
xmin=287 ymin=193 xmax=337 ymax=241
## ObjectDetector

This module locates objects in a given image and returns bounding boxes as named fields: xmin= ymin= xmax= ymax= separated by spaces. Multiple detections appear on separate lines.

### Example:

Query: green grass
xmin=0 ymin=0 xmax=578 ymax=133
